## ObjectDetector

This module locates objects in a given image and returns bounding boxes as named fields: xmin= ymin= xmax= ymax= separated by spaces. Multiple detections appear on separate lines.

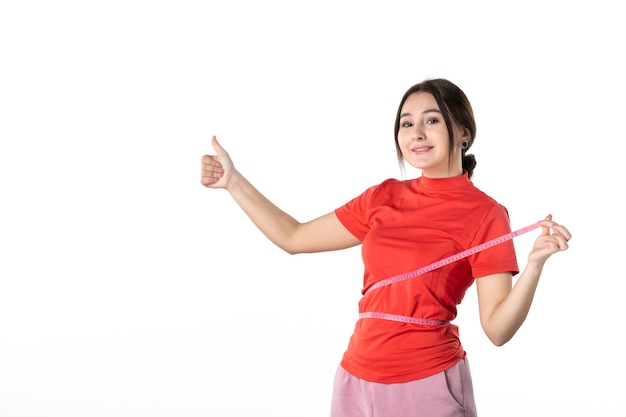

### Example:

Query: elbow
xmin=483 ymin=325 xmax=515 ymax=347
xmin=280 ymin=239 xmax=315 ymax=255
xmin=280 ymin=242 xmax=303 ymax=255
xmin=485 ymin=331 xmax=515 ymax=347
xmin=272 ymin=238 xmax=301 ymax=255
xmin=488 ymin=335 xmax=510 ymax=347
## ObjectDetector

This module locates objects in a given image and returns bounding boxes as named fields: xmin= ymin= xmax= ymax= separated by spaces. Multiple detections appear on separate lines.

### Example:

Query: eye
xmin=425 ymin=117 xmax=439 ymax=125
xmin=401 ymin=121 xmax=413 ymax=128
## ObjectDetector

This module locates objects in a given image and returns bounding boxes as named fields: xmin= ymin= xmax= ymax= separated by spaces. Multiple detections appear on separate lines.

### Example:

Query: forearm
xmin=484 ymin=261 xmax=545 ymax=346
xmin=226 ymin=170 xmax=301 ymax=253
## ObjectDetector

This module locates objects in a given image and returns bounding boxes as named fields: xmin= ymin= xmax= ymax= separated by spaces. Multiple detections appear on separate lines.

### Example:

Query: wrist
xmin=225 ymin=169 xmax=244 ymax=193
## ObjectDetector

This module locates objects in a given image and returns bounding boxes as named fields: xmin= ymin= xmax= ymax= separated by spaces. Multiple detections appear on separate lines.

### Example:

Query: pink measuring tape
xmin=363 ymin=221 xmax=542 ymax=296
xmin=359 ymin=221 xmax=543 ymax=326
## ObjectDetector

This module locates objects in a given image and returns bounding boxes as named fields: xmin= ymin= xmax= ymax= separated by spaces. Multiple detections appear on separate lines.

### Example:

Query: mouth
xmin=410 ymin=146 xmax=433 ymax=154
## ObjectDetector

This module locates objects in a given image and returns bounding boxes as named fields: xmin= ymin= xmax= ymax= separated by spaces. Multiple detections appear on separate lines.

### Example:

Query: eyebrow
xmin=400 ymin=108 xmax=442 ymax=118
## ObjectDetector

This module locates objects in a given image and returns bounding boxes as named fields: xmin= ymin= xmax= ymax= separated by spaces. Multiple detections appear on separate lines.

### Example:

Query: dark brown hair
xmin=394 ymin=78 xmax=477 ymax=178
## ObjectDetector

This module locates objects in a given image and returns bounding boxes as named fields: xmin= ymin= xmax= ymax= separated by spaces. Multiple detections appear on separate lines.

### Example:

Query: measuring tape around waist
xmin=362 ymin=221 xmax=542 ymax=297
xmin=358 ymin=312 xmax=450 ymax=326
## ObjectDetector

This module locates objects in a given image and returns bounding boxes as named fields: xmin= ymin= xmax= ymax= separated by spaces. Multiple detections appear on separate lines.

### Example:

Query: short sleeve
xmin=470 ymin=204 xmax=520 ymax=278
xmin=334 ymin=183 xmax=381 ymax=241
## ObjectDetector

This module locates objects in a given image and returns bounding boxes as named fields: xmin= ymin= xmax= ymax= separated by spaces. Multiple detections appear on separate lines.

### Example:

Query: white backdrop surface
xmin=1 ymin=1 xmax=623 ymax=416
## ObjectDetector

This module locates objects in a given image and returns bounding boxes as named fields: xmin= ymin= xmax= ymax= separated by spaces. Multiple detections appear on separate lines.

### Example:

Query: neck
xmin=422 ymin=166 xmax=464 ymax=179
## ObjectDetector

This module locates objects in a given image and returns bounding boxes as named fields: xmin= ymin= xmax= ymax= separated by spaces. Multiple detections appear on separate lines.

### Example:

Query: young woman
xmin=201 ymin=78 xmax=571 ymax=417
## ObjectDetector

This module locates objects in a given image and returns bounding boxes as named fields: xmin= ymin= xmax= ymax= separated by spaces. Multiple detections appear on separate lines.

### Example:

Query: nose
xmin=411 ymin=124 xmax=424 ymax=141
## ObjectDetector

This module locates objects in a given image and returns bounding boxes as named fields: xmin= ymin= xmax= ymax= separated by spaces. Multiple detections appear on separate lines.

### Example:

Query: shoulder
xmin=458 ymin=182 xmax=512 ymax=227
xmin=357 ymin=177 xmax=405 ymax=198
xmin=364 ymin=178 xmax=410 ymax=203
xmin=337 ymin=178 xmax=405 ymax=213
xmin=466 ymin=181 xmax=504 ymax=208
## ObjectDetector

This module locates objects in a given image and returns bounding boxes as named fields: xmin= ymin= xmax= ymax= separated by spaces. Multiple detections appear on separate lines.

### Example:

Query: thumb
xmin=541 ymin=213 xmax=553 ymax=235
xmin=211 ymin=135 xmax=227 ymax=155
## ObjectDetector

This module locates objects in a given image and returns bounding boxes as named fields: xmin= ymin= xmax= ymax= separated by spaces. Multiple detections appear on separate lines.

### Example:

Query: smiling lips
xmin=411 ymin=146 xmax=433 ymax=154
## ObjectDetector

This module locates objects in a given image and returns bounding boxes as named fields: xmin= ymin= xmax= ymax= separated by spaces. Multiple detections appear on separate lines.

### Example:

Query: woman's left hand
xmin=528 ymin=214 xmax=572 ymax=264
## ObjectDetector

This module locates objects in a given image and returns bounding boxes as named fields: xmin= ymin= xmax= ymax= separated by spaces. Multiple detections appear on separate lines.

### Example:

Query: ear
xmin=459 ymin=128 xmax=471 ymax=147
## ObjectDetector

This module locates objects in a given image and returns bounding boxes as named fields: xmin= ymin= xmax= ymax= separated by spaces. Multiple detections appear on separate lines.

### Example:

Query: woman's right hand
xmin=200 ymin=136 xmax=234 ymax=189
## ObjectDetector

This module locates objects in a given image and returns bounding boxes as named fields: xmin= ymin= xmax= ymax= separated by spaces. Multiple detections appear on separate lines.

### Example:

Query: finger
xmin=201 ymin=177 xmax=220 ymax=186
xmin=549 ymin=233 xmax=569 ymax=251
xmin=538 ymin=237 xmax=566 ymax=256
xmin=552 ymin=224 xmax=572 ymax=242
xmin=201 ymin=154 xmax=222 ymax=168
xmin=538 ymin=217 xmax=572 ymax=243
xmin=201 ymin=162 xmax=224 ymax=177
xmin=212 ymin=135 xmax=227 ymax=155
xmin=201 ymin=169 xmax=223 ymax=186
xmin=540 ymin=214 xmax=553 ymax=236
xmin=200 ymin=155 xmax=224 ymax=186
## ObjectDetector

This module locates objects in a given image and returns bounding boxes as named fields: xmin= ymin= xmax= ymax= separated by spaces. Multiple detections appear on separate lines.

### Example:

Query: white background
xmin=1 ymin=1 xmax=624 ymax=416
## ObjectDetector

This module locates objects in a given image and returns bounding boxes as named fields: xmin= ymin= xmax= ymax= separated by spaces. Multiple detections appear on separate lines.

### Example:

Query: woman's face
xmin=397 ymin=92 xmax=464 ymax=178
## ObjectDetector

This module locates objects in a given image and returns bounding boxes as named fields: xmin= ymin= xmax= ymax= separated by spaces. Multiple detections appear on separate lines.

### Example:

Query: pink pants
xmin=330 ymin=357 xmax=477 ymax=417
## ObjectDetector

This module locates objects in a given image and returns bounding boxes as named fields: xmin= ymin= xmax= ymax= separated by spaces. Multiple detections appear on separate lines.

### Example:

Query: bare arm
xmin=476 ymin=215 xmax=572 ymax=346
xmin=201 ymin=136 xmax=360 ymax=254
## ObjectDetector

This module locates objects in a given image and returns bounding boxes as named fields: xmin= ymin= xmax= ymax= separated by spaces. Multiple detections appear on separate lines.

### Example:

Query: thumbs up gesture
xmin=200 ymin=136 xmax=234 ymax=189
